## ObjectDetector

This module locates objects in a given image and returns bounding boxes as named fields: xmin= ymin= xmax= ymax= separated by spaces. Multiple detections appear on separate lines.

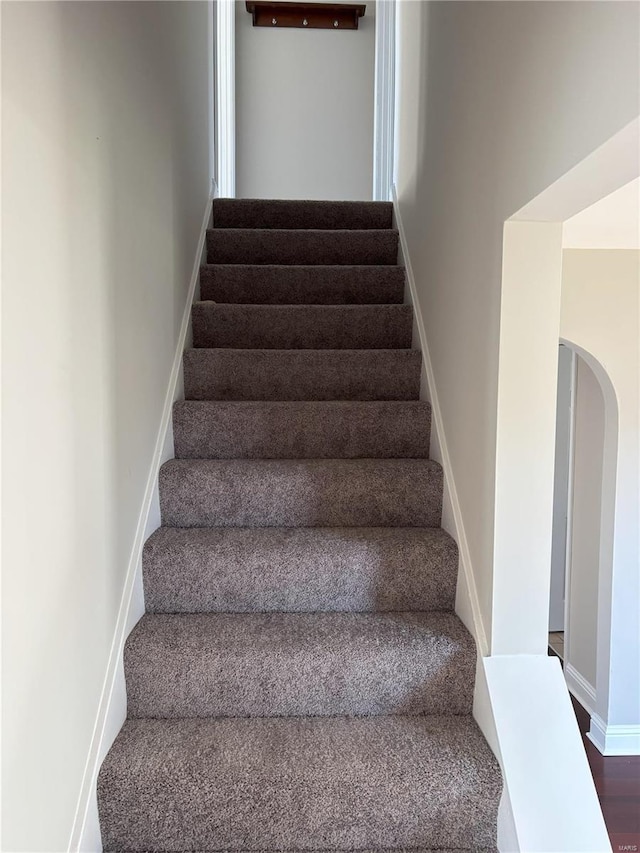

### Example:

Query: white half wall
xmin=1 ymin=3 xmax=211 ymax=849
xmin=235 ymin=0 xmax=376 ymax=200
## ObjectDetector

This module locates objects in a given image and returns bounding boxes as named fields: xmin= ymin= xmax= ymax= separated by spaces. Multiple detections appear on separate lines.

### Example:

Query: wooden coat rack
xmin=245 ymin=2 xmax=366 ymax=30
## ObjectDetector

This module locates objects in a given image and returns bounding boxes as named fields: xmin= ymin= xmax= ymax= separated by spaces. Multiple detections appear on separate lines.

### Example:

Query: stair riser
xmin=159 ymin=460 xmax=443 ymax=528
xmin=143 ymin=528 xmax=457 ymax=613
xmin=192 ymin=304 xmax=413 ymax=350
xmin=207 ymin=229 xmax=399 ymax=265
xmin=199 ymin=265 xmax=406 ymax=304
xmin=184 ymin=349 xmax=422 ymax=401
xmin=124 ymin=613 xmax=475 ymax=719
xmin=173 ymin=401 xmax=430 ymax=459
xmin=212 ymin=198 xmax=394 ymax=230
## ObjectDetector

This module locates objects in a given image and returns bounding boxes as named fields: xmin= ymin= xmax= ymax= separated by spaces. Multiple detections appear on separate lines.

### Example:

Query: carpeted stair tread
xmin=107 ymin=849 xmax=496 ymax=852
xmin=159 ymin=458 xmax=443 ymax=528
xmin=212 ymin=198 xmax=393 ymax=230
xmin=199 ymin=264 xmax=406 ymax=304
xmin=173 ymin=401 xmax=431 ymax=459
xmin=143 ymin=526 xmax=458 ymax=614
xmin=98 ymin=195 xmax=502 ymax=850
xmin=97 ymin=715 xmax=501 ymax=851
xmin=124 ymin=611 xmax=475 ymax=718
xmin=207 ymin=229 xmax=399 ymax=266
xmin=184 ymin=349 xmax=422 ymax=401
xmin=192 ymin=303 xmax=413 ymax=350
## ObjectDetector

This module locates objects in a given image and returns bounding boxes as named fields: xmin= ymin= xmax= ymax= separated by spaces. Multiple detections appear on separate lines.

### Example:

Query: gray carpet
xmin=192 ymin=304 xmax=413 ymax=349
xmin=212 ymin=198 xmax=394 ymax=230
xmin=98 ymin=716 xmax=501 ymax=851
xmin=184 ymin=348 xmax=422 ymax=401
xmin=172 ymin=401 xmax=431 ymax=459
xmin=98 ymin=197 xmax=501 ymax=852
xmin=124 ymin=612 xmax=476 ymax=718
xmin=199 ymin=264 xmax=406 ymax=304
xmin=142 ymin=527 xmax=458 ymax=613
xmin=159 ymin=458 xmax=443 ymax=528
xmin=207 ymin=228 xmax=399 ymax=265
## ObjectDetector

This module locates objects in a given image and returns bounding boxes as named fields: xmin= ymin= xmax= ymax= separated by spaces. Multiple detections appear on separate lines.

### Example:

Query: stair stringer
xmin=68 ymin=193 xmax=213 ymax=853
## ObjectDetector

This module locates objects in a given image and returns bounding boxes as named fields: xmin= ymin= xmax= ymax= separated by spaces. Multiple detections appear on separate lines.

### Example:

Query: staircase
xmin=97 ymin=198 xmax=502 ymax=852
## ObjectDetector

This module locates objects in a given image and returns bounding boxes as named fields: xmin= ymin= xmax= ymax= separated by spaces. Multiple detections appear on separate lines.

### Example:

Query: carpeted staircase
xmin=97 ymin=198 xmax=502 ymax=852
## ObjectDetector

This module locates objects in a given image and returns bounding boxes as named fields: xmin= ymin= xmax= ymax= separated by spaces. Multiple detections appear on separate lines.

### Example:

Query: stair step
xmin=213 ymin=198 xmax=393 ymax=230
xmin=200 ymin=264 xmax=406 ymax=304
xmin=173 ymin=401 xmax=431 ymax=459
xmin=207 ymin=228 xmax=399 ymax=265
xmin=183 ymin=349 xmax=422 ymax=401
xmin=97 ymin=715 xmax=501 ymax=851
xmin=159 ymin=458 xmax=442 ymax=528
xmin=143 ymin=526 xmax=458 ymax=613
xmin=192 ymin=304 xmax=414 ymax=350
xmin=124 ymin=612 xmax=475 ymax=719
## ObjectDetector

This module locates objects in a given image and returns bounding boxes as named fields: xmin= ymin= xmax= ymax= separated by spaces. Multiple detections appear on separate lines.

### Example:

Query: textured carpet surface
xmin=124 ymin=612 xmax=475 ymax=718
xmin=143 ymin=526 xmax=458 ymax=614
xmin=98 ymin=716 xmax=501 ymax=851
xmin=199 ymin=264 xmax=406 ymax=304
xmin=212 ymin=198 xmax=393 ymax=230
xmin=98 ymin=197 xmax=501 ymax=852
xmin=192 ymin=303 xmax=413 ymax=350
xmin=172 ymin=401 xmax=431 ymax=459
xmin=184 ymin=348 xmax=422 ymax=401
xmin=159 ymin=458 xmax=443 ymax=528
xmin=207 ymin=229 xmax=399 ymax=266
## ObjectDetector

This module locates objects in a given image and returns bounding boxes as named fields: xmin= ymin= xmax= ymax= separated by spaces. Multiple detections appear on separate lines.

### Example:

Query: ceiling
xmin=563 ymin=177 xmax=640 ymax=250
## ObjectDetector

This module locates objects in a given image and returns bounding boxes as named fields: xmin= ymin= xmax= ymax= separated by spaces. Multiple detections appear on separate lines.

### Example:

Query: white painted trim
xmin=562 ymin=348 xmax=577 ymax=663
xmin=392 ymin=184 xmax=488 ymax=655
xmin=565 ymin=662 xmax=597 ymax=717
xmin=373 ymin=0 xmax=396 ymax=201
xmin=588 ymin=714 xmax=640 ymax=756
xmin=208 ymin=0 xmax=216 ymax=194
xmin=68 ymin=195 xmax=213 ymax=852
xmin=215 ymin=0 xmax=236 ymax=198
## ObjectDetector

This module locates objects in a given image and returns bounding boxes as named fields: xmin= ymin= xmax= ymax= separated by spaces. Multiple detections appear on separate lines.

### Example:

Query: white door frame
xmin=373 ymin=0 xmax=396 ymax=201
xmin=548 ymin=344 xmax=575 ymax=634
xmin=215 ymin=0 xmax=236 ymax=198
xmin=215 ymin=0 xmax=395 ymax=202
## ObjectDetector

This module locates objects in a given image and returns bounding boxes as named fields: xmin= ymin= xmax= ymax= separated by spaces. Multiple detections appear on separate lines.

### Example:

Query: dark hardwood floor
xmin=548 ymin=646 xmax=640 ymax=851
xmin=571 ymin=696 xmax=640 ymax=853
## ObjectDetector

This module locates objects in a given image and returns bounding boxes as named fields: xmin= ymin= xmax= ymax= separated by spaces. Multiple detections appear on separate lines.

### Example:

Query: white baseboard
xmin=588 ymin=714 xmax=640 ymax=756
xmin=68 ymin=193 xmax=213 ymax=852
xmin=564 ymin=662 xmax=596 ymax=717
xmin=391 ymin=185 xmax=488 ymax=655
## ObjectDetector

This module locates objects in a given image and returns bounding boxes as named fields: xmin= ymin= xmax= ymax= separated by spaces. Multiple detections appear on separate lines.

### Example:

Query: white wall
xmin=567 ymin=356 xmax=604 ymax=689
xmin=560 ymin=249 xmax=640 ymax=752
xmin=1 ymin=2 xmax=210 ymax=850
xmin=235 ymin=0 xmax=375 ymax=200
xmin=394 ymin=0 xmax=640 ymax=650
